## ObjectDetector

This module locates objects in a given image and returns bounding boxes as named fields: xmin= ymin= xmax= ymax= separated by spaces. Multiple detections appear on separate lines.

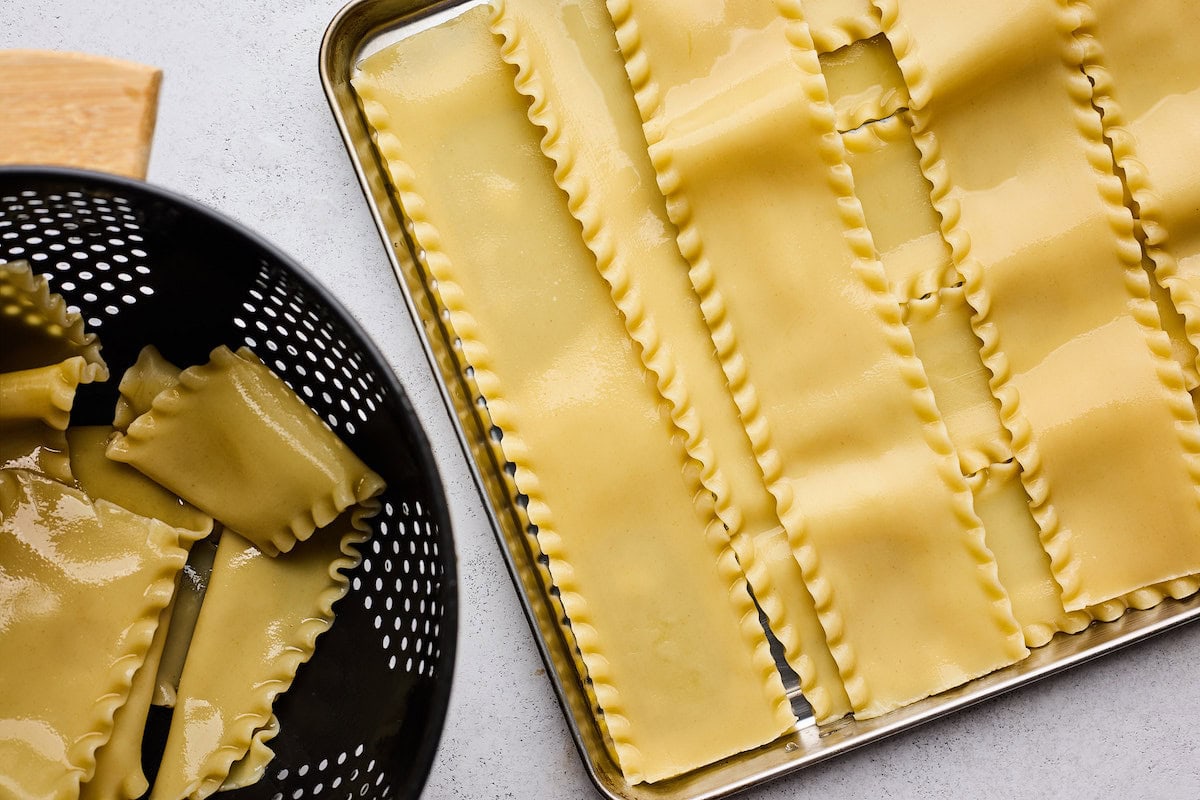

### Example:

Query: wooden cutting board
xmin=0 ymin=49 xmax=160 ymax=178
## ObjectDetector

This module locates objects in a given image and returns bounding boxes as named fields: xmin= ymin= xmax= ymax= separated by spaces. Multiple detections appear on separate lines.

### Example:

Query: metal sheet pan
xmin=319 ymin=3 xmax=1200 ymax=797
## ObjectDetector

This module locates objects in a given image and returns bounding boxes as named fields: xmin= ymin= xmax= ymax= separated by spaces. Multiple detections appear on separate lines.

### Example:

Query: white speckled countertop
xmin=4 ymin=2 xmax=1198 ymax=798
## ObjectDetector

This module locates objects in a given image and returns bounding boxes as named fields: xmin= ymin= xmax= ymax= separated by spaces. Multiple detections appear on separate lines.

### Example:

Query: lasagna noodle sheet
xmin=800 ymin=0 xmax=881 ymax=53
xmin=491 ymin=0 xmax=849 ymax=723
xmin=968 ymin=461 xmax=1091 ymax=647
xmin=150 ymin=515 xmax=368 ymax=800
xmin=106 ymin=346 xmax=385 ymax=556
xmin=606 ymin=0 xmax=1026 ymax=718
xmin=818 ymin=34 xmax=909 ymax=133
xmin=1074 ymin=0 xmax=1200 ymax=378
xmin=841 ymin=113 xmax=955 ymax=301
xmin=877 ymin=0 xmax=1200 ymax=608
xmin=65 ymin=425 xmax=212 ymax=799
xmin=903 ymin=288 xmax=1011 ymax=476
xmin=354 ymin=6 xmax=795 ymax=783
xmin=0 ymin=470 xmax=187 ymax=800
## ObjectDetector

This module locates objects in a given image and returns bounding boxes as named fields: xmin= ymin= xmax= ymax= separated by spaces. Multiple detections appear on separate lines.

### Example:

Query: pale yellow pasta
xmin=1075 ymin=0 xmax=1200 ymax=378
xmin=0 ymin=356 xmax=87 ymax=430
xmin=800 ymin=0 xmax=881 ymax=53
xmin=0 ymin=260 xmax=107 ymax=381
xmin=151 ymin=511 xmax=370 ymax=800
xmin=107 ymin=345 xmax=385 ymax=556
xmin=219 ymin=717 xmax=280 ymax=792
xmin=607 ymin=0 xmax=1026 ymax=719
xmin=904 ymin=287 xmax=1011 ymax=476
xmin=67 ymin=425 xmax=213 ymax=536
xmin=0 ymin=419 xmax=71 ymax=483
xmin=0 ymin=469 xmax=191 ymax=800
xmin=841 ymin=112 xmax=956 ymax=300
xmin=967 ymin=461 xmax=1091 ymax=648
xmin=877 ymin=0 xmax=1200 ymax=608
xmin=80 ymin=601 xmax=174 ymax=800
xmin=355 ymin=5 xmax=796 ymax=781
xmin=491 ymin=0 xmax=850 ymax=724
xmin=819 ymin=34 xmax=908 ymax=132
xmin=113 ymin=345 xmax=181 ymax=432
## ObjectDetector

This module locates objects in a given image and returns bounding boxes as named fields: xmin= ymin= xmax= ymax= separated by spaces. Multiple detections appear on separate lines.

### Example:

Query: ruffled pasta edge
xmin=1055 ymin=0 xmax=1200 ymax=605
xmin=604 ymin=0 xmax=852 ymax=728
xmin=491 ymin=2 xmax=795 ymax=769
xmin=879 ymin=0 xmax=1200 ymax=611
xmin=874 ymin=0 xmax=1083 ymax=610
xmin=219 ymin=714 xmax=281 ymax=791
xmin=108 ymin=346 xmax=385 ymax=557
xmin=809 ymin=6 xmax=883 ymax=54
xmin=352 ymin=65 xmax=631 ymax=771
xmin=60 ymin=494 xmax=188 ymax=798
xmin=776 ymin=0 xmax=1026 ymax=716
xmin=902 ymin=287 xmax=1014 ymax=474
xmin=1069 ymin=2 xmax=1200 ymax=379
xmin=0 ymin=260 xmax=108 ymax=382
xmin=840 ymin=111 xmax=960 ymax=302
xmin=183 ymin=502 xmax=375 ymax=799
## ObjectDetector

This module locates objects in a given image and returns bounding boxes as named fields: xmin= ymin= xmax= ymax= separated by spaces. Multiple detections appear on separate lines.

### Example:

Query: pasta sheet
xmin=606 ymin=0 xmax=1027 ymax=718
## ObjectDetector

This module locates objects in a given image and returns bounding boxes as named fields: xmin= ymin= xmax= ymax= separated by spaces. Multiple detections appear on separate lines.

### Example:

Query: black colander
xmin=0 ymin=167 xmax=457 ymax=800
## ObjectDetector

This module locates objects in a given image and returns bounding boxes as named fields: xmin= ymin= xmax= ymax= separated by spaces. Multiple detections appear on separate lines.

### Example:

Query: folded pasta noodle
xmin=0 ymin=357 xmax=88 ymax=430
xmin=106 ymin=345 xmax=385 ymax=556
xmin=66 ymin=426 xmax=213 ymax=536
xmin=79 ymin=602 xmax=174 ymax=800
xmin=0 ymin=469 xmax=194 ymax=800
xmin=64 ymin=425 xmax=214 ymax=799
xmin=219 ymin=716 xmax=280 ymax=792
xmin=0 ymin=260 xmax=107 ymax=381
xmin=150 ymin=511 xmax=371 ymax=800
xmin=113 ymin=345 xmax=181 ymax=432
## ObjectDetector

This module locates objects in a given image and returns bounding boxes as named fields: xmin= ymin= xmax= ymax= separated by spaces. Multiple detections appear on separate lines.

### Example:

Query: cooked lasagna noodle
xmin=355 ymin=5 xmax=796 ymax=782
xmin=1074 ymin=0 xmax=1200 ymax=377
xmin=606 ymin=0 xmax=1026 ymax=718
xmin=59 ymin=425 xmax=212 ymax=798
xmin=0 ymin=260 xmax=107 ymax=381
xmin=0 ymin=357 xmax=88 ymax=431
xmin=799 ymin=0 xmax=881 ymax=53
xmin=0 ymin=470 xmax=191 ymax=800
xmin=1 ymin=250 xmax=386 ymax=797
xmin=113 ymin=345 xmax=181 ymax=432
xmin=346 ymin=0 xmax=1200 ymax=783
xmin=490 ymin=0 xmax=850 ymax=723
xmin=106 ymin=345 xmax=385 ymax=556
xmin=79 ymin=602 xmax=174 ymax=800
xmin=818 ymin=33 xmax=908 ymax=132
xmin=876 ymin=0 xmax=1200 ymax=608
xmin=0 ymin=419 xmax=71 ymax=483
xmin=150 ymin=513 xmax=370 ymax=800
xmin=841 ymin=112 xmax=957 ymax=306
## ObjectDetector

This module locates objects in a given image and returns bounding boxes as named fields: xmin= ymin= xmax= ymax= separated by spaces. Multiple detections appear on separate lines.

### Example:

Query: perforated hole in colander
xmin=0 ymin=189 xmax=153 ymax=331
xmin=0 ymin=168 xmax=456 ymax=800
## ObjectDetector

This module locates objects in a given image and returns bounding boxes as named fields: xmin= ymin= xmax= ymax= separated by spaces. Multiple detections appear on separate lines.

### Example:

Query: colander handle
xmin=0 ymin=49 xmax=160 ymax=179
